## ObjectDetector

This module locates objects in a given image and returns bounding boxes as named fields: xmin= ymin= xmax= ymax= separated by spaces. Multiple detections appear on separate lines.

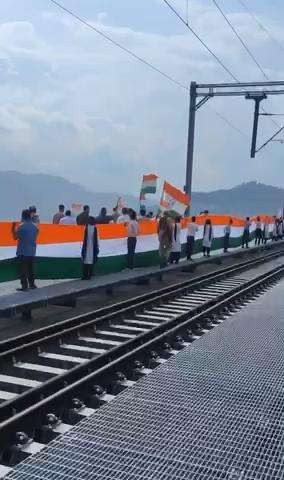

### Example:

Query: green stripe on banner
xmin=0 ymin=235 xmax=248 ymax=283
xmin=140 ymin=186 xmax=156 ymax=194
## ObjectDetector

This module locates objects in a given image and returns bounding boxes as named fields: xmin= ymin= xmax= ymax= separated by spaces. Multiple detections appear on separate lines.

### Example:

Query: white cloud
xmin=0 ymin=1 xmax=283 ymax=195
xmin=97 ymin=11 xmax=108 ymax=23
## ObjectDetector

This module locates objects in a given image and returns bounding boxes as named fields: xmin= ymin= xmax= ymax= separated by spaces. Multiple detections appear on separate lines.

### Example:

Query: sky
xmin=0 ymin=0 xmax=284 ymax=195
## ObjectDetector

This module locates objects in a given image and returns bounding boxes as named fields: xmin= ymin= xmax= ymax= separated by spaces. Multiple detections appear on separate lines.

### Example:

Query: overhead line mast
xmin=185 ymin=81 xmax=284 ymax=200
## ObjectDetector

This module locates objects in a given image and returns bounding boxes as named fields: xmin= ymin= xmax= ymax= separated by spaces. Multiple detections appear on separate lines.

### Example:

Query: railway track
xmin=0 ymin=248 xmax=283 ymax=470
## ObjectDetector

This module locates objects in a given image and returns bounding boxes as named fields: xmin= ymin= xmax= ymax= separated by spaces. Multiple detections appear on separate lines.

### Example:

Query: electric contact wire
xmin=237 ymin=0 xmax=284 ymax=55
xmin=211 ymin=0 xmax=281 ymax=129
xmin=162 ymin=0 xmax=239 ymax=82
xmin=48 ymin=0 xmax=189 ymax=92
xmin=209 ymin=106 xmax=250 ymax=139
xmin=162 ymin=0 xmax=281 ymax=132
xmin=47 ymin=0 xmax=249 ymax=139
xmin=212 ymin=0 xmax=269 ymax=80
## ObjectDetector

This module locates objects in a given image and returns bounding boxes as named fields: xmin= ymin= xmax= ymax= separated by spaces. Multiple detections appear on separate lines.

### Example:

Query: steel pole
xmin=250 ymin=97 xmax=264 ymax=158
xmin=185 ymin=81 xmax=197 ymax=209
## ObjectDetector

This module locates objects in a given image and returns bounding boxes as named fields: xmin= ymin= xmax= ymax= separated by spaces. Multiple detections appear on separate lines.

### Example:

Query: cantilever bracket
xmin=255 ymin=125 xmax=284 ymax=154
xmin=195 ymin=94 xmax=212 ymax=111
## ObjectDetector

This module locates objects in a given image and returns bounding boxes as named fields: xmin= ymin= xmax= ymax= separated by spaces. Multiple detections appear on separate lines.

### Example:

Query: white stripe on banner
xmin=0 ymin=225 xmax=272 ymax=261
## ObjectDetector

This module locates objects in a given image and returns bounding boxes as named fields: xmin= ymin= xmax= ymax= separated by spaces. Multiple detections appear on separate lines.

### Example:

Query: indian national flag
xmin=116 ymin=196 xmax=124 ymax=214
xmin=71 ymin=203 xmax=83 ymax=215
xmin=160 ymin=181 xmax=190 ymax=215
xmin=140 ymin=173 xmax=158 ymax=200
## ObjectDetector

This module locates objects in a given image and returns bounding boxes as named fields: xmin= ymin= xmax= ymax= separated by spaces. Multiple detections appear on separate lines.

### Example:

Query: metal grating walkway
xmin=5 ymin=280 xmax=284 ymax=479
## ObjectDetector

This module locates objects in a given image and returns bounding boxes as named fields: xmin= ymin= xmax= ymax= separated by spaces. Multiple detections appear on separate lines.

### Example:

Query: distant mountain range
xmin=191 ymin=182 xmax=284 ymax=217
xmin=0 ymin=171 xmax=283 ymax=220
xmin=0 ymin=171 xmax=138 ymax=221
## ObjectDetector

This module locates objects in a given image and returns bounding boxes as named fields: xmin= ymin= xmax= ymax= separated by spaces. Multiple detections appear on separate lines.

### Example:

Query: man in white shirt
xmin=117 ymin=207 xmax=130 ymax=224
xmin=59 ymin=210 xmax=77 ymax=225
xmin=187 ymin=216 xmax=198 ymax=260
xmin=126 ymin=210 xmax=139 ymax=269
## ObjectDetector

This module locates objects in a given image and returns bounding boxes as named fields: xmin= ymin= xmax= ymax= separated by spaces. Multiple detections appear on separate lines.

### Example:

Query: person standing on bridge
xmin=263 ymin=217 xmax=270 ymax=244
xmin=158 ymin=213 xmax=172 ymax=268
xmin=117 ymin=207 xmax=130 ymax=224
xmin=242 ymin=217 xmax=251 ymax=248
xmin=278 ymin=217 xmax=284 ymax=240
xmin=59 ymin=210 xmax=76 ymax=225
xmin=95 ymin=207 xmax=113 ymax=224
xmin=77 ymin=205 xmax=90 ymax=226
xmin=254 ymin=216 xmax=262 ymax=246
xmin=186 ymin=216 xmax=198 ymax=260
xmin=81 ymin=216 xmax=99 ymax=280
xmin=126 ymin=210 xmax=139 ymax=269
xmin=53 ymin=204 xmax=65 ymax=224
xmin=272 ymin=216 xmax=278 ymax=241
xmin=202 ymin=218 xmax=213 ymax=257
xmin=29 ymin=206 xmax=40 ymax=224
xmin=12 ymin=209 xmax=39 ymax=291
xmin=169 ymin=216 xmax=182 ymax=264
xmin=223 ymin=218 xmax=233 ymax=253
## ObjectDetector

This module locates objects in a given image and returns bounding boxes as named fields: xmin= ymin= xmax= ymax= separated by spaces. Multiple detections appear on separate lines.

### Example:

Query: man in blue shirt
xmin=12 ymin=210 xmax=39 ymax=291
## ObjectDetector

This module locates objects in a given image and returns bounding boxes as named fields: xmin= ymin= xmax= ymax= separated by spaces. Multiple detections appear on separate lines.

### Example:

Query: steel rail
xmin=0 ymin=263 xmax=282 ymax=450
xmin=0 ymin=246 xmax=282 ymax=357
xmin=0 ymin=249 xmax=282 ymax=427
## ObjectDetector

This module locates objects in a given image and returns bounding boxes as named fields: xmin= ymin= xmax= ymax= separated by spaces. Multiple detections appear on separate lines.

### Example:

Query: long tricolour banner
xmin=0 ymin=215 xmax=275 ymax=282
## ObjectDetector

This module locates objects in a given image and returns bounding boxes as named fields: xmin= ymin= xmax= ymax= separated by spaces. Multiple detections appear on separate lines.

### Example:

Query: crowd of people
xmin=52 ymin=204 xmax=155 ymax=226
xmin=12 ymin=204 xmax=284 ymax=291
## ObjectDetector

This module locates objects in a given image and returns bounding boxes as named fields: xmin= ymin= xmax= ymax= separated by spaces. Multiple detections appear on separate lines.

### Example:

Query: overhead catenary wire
xmin=209 ymin=106 xmax=250 ymax=139
xmin=162 ymin=0 xmax=283 ymax=135
xmin=212 ymin=0 xmax=269 ymax=81
xmin=237 ymin=0 xmax=284 ymax=55
xmin=162 ymin=0 xmax=239 ymax=82
xmin=211 ymin=0 xmax=281 ymax=129
xmin=47 ymin=0 xmax=249 ymax=139
xmin=47 ymin=0 xmax=189 ymax=92
xmin=186 ymin=0 xmax=189 ymax=25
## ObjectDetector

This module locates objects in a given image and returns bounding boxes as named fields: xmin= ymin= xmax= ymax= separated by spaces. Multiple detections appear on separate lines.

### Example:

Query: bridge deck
xmin=4 ymin=275 xmax=284 ymax=479
xmin=0 ymin=241 xmax=278 ymax=318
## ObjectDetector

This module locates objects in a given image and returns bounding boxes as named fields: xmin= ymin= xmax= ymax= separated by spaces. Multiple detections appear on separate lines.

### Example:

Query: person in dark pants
xmin=202 ymin=219 xmax=213 ymax=257
xmin=186 ymin=216 xmax=198 ymax=260
xmin=242 ymin=217 xmax=251 ymax=248
xmin=263 ymin=218 xmax=270 ymax=244
xmin=272 ymin=216 xmax=278 ymax=241
xmin=158 ymin=214 xmax=172 ymax=268
xmin=126 ymin=210 xmax=139 ymax=269
xmin=254 ymin=216 xmax=262 ymax=246
xmin=169 ymin=216 xmax=181 ymax=264
xmin=81 ymin=217 xmax=99 ymax=279
xmin=223 ymin=218 xmax=233 ymax=253
xmin=278 ymin=217 xmax=284 ymax=240
xmin=12 ymin=209 xmax=39 ymax=291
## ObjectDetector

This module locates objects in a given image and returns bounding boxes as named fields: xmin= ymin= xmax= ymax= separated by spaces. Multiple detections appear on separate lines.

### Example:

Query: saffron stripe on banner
xmin=0 ymin=215 xmax=274 ymax=247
